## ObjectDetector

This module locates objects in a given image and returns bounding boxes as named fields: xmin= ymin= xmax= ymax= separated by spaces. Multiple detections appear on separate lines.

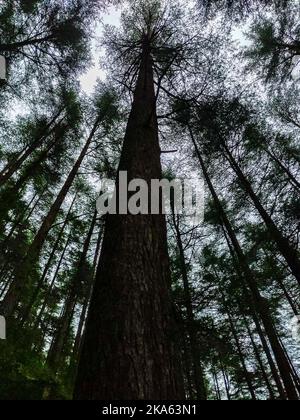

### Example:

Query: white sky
xmin=79 ymin=7 xmax=121 ymax=94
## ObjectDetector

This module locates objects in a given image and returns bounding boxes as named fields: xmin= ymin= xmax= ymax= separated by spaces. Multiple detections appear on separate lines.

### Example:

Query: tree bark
xmin=74 ymin=38 xmax=184 ymax=400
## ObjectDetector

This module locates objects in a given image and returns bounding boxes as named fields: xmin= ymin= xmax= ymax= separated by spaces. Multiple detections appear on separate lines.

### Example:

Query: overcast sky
xmin=79 ymin=6 xmax=121 ymax=94
xmin=78 ymin=3 xmax=252 ymax=96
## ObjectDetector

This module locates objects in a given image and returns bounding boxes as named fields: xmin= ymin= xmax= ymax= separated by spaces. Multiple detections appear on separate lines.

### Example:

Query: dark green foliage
xmin=0 ymin=0 xmax=299 ymax=401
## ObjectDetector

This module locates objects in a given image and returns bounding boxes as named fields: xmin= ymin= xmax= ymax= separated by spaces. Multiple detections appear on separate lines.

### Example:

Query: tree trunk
xmin=223 ymin=143 xmax=300 ymax=286
xmin=219 ymin=289 xmax=257 ymax=400
xmin=189 ymin=127 xmax=298 ymax=400
xmin=20 ymin=193 xmax=77 ymax=325
xmin=0 ymin=124 xmax=67 ymax=225
xmin=264 ymin=148 xmax=300 ymax=193
xmin=74 ymin=38 xmax=184 ymax=400
xmin=220 ymin=360 xmax=231 ymax=400
xmin=34 ymin=229 xmax=73 ymax=330
xmin=0 ymin=109 xmax=64 ymax=187
xmin=47 ymin=210 xmax=98 ymax=373
xmin=241 ymin=309 xmax=276 ymax=399
xmin=72 ymin=224 xmax=103 ymax=365
xmin=0 ymin=119 xmax=99 ymax=317
xmin=212 ymin=367 xmax=221 ymax=400
xmin=171 ymin=210 xmax=207 ymax=400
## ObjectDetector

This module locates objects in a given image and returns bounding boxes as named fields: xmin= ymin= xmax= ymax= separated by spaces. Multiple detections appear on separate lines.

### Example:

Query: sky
xmin=78 ymin=3 xmax=251 ymax=95
xmin=79 ymin=6 xmax=121 ymax=95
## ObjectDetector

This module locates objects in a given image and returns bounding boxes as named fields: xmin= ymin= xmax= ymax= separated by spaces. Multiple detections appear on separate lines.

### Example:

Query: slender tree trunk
xmin=0 ymin=35 xmax=54 ymax=53
xmin=219 ymin=289 xmax=257 ymax=400
xmin=212 ymin=367 xmax=221 ymax=400
xmin=182 ymin=335 xmax=194 ymax=399
xmin=189 ymin=127 xmax=298 ymax=400
xmin=0 ymin=119 xmax=99 ymax=317
xmin=0 ymin=124 xmax=67 ymax=225
xmin=74 ymin=38 xmax=184 ymax=400
xmin=223 ymin=143 xmax=300 ymax=286
xmin=264 ymin=148 xmax=300 ymax=193
xmin=20 ymin=193 xmax=78 ymax=325
xmin=47 ymin=210 xmax=98 ymax=373
xmin=220 ymin=360 xmax=231 ymax=400
xmin=241 ymin=310 xmax=276 ymax=400
xmin=229 ymin=317 xmax=256 ymax=399
xmin=276 ymin=276 xmax=299 ymax=316
xmin=0 ymin=189 xmax=39 ymax=253
xmin=248 ymin=302 xmax=286 ymax=399
xmin=277 ymin=335 xmax=300 ymax=393
xmin=34 ymin=230 xmax=73 ymax=329
xmin=47 ymin=292 xmax=77 ymax=372
xmin=171 ymin=210 xmax=207 ymax=400
xmin=0 ymin=110 xmax=64 ymax=187
xmin=72 ymin=224 xmax=103 ymax=365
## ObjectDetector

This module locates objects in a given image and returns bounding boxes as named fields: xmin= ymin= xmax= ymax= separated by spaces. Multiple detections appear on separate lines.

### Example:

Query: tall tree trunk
xmin=0 ymin=189 xmax=40 ymax=253
xmin=182 ymin=334 xmax=195 ymax=399
xmin=264 ymin=148 xmax=300 ymax=193
xmin=219 ymin=289 xmax=257 ymax=400
xmin=223 ymin=143 xmax=300 ymax=286
xmin=171 ymin=210 xmax=207 ymax=400
xmin=0 ymin=124 xmax=67 ymax=225
xmin=189 ymin=127 xmax=299 ymax=400
xmin=72 ymin=224 xmax=103 ymax=365
xmin=20 ymin=193 xmax=77 ymax=325
xmin=0 ymin=109 xmax=64 ymax=187
xmin=220 ymin=360 xmax=231 ymax=400
xmin=34 ymin=229 xmax=73 ymax=330
xmin=220 ymin=228 xmax=286 ymax=399
xmin=74 ymin=39 xmax=184 ymax=400
xmin=0 ymin=119 xmax=99 ymax=317
xmin=241 ymin=308 xmax=276 ymax=399
xmin=47 ymin=210 xmax=98 ymax=373
xmin=212 ymin=367 xmax=221 ymax=400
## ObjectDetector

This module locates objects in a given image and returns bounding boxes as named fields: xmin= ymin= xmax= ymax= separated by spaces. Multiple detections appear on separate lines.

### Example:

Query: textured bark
xmin=189 ymin=127 xmax=298 ymax=400
xmin=74 ymin=39 xmax=184 ymax=400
